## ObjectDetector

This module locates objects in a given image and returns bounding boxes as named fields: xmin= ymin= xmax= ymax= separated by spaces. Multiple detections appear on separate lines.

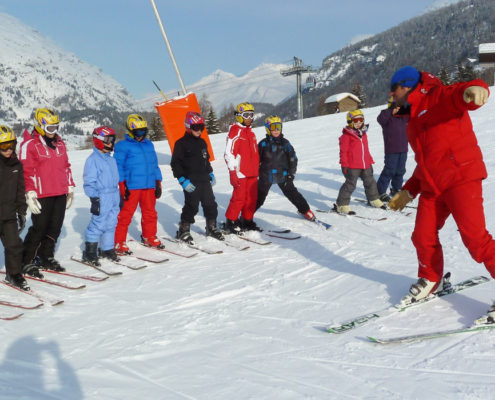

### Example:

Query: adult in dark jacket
xmin=376 ymin=97 xmax=409 ymax=202
xmin=387 ymin=66 xmax=494 ymax=310
xmin=0 ymin=126 xmax=29 ymax=290
xmin=256 ymin=116 xmax=315 ymax=220
xmin=171 ymin=112 xmax=222 ymax=243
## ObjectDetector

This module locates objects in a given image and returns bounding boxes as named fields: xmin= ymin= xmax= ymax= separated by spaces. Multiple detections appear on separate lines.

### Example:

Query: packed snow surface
xmin=1 ymin=91 xmax=495 ymax=399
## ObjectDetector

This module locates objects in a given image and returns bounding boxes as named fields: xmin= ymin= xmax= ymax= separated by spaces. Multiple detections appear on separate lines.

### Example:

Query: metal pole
xmin=149 ymin=0 xmax=187 ymax=96
xmin=297 ymin=72 xmax=302 ymax=120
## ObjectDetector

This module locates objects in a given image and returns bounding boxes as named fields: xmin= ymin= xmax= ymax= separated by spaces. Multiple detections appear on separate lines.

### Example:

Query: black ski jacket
xmin=258 ymin=134 xmax=298 ymax=184
xmin=171 ymin=132 xmax=213 ymax=183
xmin=0 ymin=153 xmax=27 ymax=220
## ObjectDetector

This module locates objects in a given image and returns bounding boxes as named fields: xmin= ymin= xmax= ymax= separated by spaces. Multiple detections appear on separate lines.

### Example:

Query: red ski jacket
xmin=19 ymin=130 xmax=75 ymax=199
xmin=224 ymin=123 xmax=259 ymax=178
xmin=339 ymin=126 xmax=375 ymax=169
xmin=401 ymin=72 xmax=489 ymax=198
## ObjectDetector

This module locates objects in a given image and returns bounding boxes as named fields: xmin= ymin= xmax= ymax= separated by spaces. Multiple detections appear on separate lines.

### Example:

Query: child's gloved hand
xmin=119 ymin=181 xmax=130 ymax=201
xmin=342 ymin=167 xmax=348 ymax=176
xmin=90 ymin=197 xmax=100 ymax=216
xmin=155 ymin=180 xmax=162 ymax=199
xmin=178 ymin=177 xmax=196 ymax=193
xmin=210 ymin=173 xmax=216 ymax=187
xmin=229 ymin=170 xmax=240 ymax=188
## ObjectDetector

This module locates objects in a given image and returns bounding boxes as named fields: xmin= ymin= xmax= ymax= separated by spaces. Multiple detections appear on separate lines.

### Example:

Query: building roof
xmin=479 ymin=43 xmax=495 ymax=54
xmin=325 ymin=93 xmax=361 ymax=104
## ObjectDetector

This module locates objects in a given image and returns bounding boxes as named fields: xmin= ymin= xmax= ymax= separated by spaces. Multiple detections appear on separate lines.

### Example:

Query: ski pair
xmin=327 ymin=273 xmax=490 ymax=334
xmin=0 ymin=271 xmax=85 ymax=290
xmin=0 ymin=280 xmax=64 ymax=307
xmin=316 ymin=209 xmax=387 ymax=221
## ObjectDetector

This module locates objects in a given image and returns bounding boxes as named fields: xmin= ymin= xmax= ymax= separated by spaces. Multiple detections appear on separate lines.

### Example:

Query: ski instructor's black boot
xmin=99 ymin=248 xmax=121 ymax=262
xmin=205 ymin=219 xmax=224 ymax=241
xmin=176 ymin=221 xmax=194 ymax=244
xmin=5 ymin=273 xmax=30 ymax=291
xmin=39 ymin=257 xmax=66 ymax=272
xmin=82 ymin=242 xmax=101 ymax=266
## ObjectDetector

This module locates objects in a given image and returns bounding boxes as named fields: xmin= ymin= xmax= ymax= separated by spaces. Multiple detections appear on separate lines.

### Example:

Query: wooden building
xmin=325 ymin=93 xmax=361 ymax=114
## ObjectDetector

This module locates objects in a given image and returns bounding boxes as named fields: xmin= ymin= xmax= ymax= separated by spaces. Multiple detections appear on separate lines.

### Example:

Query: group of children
xmin=0 ymin=100 xmax=405 ymax=291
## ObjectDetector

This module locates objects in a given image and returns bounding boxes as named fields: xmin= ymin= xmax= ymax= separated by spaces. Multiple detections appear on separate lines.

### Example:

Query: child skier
xmin=335 ymin=110 xmax=384 ymax=214
xmin=224 ymin=102 xmax=260 ymax=233
xmin=0 ymin=126 xmax=29 ymax=290
xmin=171 ymin=111 xmax=223 ymax=243
xmin=82 ymin=126 xmax=121 ymax=265
xmin=256 ymin=115 xmax=315 ymax=221
xmin=20 ymin=108 xmax=75 ymax=278
xmin=114 ymin=115 xmax=163 ymax=255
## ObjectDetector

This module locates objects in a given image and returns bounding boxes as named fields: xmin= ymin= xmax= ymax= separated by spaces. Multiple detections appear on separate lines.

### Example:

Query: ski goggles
xmin=238 ymin=112 xmax=254 ymax=119
xmin=0 ymin=141 xmax=15 ymax=151
xmin=351 ymin=117 xmax=364 ymax=124
xmin=190 ymin=123 xmax=205 ymax=132
xmin=102 ymin=135 xmax=116 ymax=145
xmin=42 ymin=124 xmax=60 ymax=134
xmin=269 ymin=123 xmax=282 ymax=131
xmin=390 ymin=78 xmax=415 ymax=93
xmin=132 ymin=128 xmax=148 ymax=137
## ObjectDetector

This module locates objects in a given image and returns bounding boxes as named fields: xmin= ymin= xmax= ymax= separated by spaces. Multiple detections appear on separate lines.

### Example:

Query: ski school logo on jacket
xmin=202 ymin=149 xmax=208 ymax=159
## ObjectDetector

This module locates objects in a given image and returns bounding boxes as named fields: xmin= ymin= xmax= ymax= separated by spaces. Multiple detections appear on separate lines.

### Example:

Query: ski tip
xmin=367 ymin=336 xmax=379 ymax=343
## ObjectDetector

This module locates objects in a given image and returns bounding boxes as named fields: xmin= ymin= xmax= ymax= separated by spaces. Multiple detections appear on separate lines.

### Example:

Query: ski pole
xmin=153 ymin=81 xmax=168 ymax=101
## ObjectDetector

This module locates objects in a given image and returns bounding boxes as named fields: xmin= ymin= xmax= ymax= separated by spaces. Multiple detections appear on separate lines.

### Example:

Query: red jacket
xmin=19 ymin=130 xmax=75 ymax=199
xmin=402 ymin=73 xmax=489 ymax=198
xmin=224 ymin=123 xmax=259 ymax=178
xmin=339 ymin=126 xmax=375 ymax=169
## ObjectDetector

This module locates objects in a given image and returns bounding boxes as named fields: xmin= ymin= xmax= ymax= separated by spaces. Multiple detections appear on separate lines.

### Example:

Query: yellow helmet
xmin=34 ymin=108 xmax=60 ymax=136
xmin=264 ymin=115 xmax=282 ymax=135
xmin=235 ymin=102 xmax=255 ymax=124
xmin=126 ymin=114 xmax=148 ymax=139
xmin=388 ymin=96 xmax=395 ymax=108
xmin=0 ymin=125 xmax=16 ymax=143
xmin=346 ymin=109 xmax=365 ymax=129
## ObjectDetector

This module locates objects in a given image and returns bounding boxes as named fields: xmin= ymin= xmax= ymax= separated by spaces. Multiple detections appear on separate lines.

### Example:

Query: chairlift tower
xmin=281 ymin=57 xmax=317 ymax=120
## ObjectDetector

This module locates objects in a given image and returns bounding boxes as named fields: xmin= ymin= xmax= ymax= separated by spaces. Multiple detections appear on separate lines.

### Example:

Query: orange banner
xmin=155 ymin=93 xmax=215 ymax=161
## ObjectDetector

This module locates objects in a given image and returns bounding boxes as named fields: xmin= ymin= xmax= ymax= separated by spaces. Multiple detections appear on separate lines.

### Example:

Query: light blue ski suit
xmin=83 ymin=148 xmax=121 ymax=250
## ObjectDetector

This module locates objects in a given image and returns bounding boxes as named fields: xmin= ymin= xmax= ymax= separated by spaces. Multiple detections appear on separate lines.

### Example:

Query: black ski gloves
xmin=90 ymin=198 xmax=100 ymax=216
xmin=17 ymin=214 xmax=26 ymax=234
xmin=155 ymin=180 xmax=162 ymax=199
xmin=119 ymin=181 xmax=131 ymax=201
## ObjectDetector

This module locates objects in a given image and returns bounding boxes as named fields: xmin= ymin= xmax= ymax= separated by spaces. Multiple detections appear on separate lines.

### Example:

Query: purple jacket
xmin=377 ymin=108 xmax=409 ymax=154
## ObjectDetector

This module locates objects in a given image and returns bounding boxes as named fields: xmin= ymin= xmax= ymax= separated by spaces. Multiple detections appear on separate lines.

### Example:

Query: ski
xmin=219 ymin=223 xmax=271 ymax=245
xmin=41 ymin=269 xmax=109 ymax=282
xmin=0 ymin=312 xmax=23 ymax=320
xmin=261 ymin=230 xmax=301 ymax=240
xmin=107 ymin=257 xmax=150 ymax=270
xmin=129 ymin=239 xmax=198 ymax=259
xmin=368 ymin=319 xmax=495 ymax=344
xmin=327 ymin=274 xmax=490 ymax=334
xmin=161 ymin=237 xmax=223 ymax=255
xmin=316 ymin=209 xmax=387 ymax=221
xmin=200 ymin=233 xmax=250 ymax=251
xmin=0 ymin=299 xmax=42 ymax=310
xmin=297 ymin=213 xmax=332 ymax=229
xmin=353 ymin=198 xmax=414 ymax=213
xmin=70 ymin=257 xmax=123 ymax=276
xmin=0 ymin=271 xmax=85 ymax=290
xmin=0 ymin=281 xmax=64 ymax=306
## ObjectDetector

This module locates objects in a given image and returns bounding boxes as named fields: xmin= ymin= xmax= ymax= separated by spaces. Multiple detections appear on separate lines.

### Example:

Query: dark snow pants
xmin=23 ymin=195 xmax=67 ymax=265
xmin=377 ymin=152 xmax=407 ymax=195
xmin=256 ymin=179 xmax=310 ymax=214
xmin=0 ymin=220 xmax=23 ymax=275
xmin=181 ymin=181 xmax=218 ymax=224
xmin=336 ymin=167 xmax=379 ymax=206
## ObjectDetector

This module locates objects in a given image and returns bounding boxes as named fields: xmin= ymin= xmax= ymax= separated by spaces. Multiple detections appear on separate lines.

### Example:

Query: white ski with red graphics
xmin=219 ymin=223 xmax=272 ymax=245
xmin=316 ymin=209 xmax=387 ymax=221
xmin=0 ymin=298 xmax=42 ymax=310
xmin=0 ymin=271 xmax=85 ymax=290
xmin=162 ymin=236 xmax=223 ymax=255
xmin=0 ymin=312 xmax=23 ymax=320
xmin=0 ymin=280 xmax=64 ymax=306
xmin=70 ymin=257 xmax=123 ymax=276
xmin=129 ymin=239 xmax=198 ymax=259
xmin=199 ymin=232 xmax=250 ymax=251
xmin=327 ymin=273 xmax=490 ymax=334
xmin=42 ymin=269 xmax=109 ymax=282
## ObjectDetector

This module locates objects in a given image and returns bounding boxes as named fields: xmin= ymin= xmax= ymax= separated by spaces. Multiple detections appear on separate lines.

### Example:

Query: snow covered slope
xmin=0 ymin=90 xmax=494 ymax=398
xmin=0 ymin=13 xmax=136 ymax=123
xmin=141 ymin=63 xmax=296 ymax=112
xmin=419 ymin=0 xmax=465 ymax=15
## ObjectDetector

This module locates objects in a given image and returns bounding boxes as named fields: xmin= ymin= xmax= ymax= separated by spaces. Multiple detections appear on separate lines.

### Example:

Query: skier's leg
xmin=256 ymin=179 xmax=271 ymax=211
xmin=241 ymin=177 xmax=258 ymax=220
xmin=38 ymin=195 xmax=67 ymax=261
xmin=200 ymin=182 xmax=219 ymax=221
xmin=412 ymin=195 xmax=450 ymax=282
xmin=100 ymin=192 xmax=120 ymax=252
xmin=447 ymin=180 xmax=495 ymax=278
xmin=181 ymin=184 xmax=201 ymax=224
xmin=361 ymin=167 xmax=380 ymax=202
xmin=115 ymin=189 xmax=140 ymax=243
xmin=279 ymin=180 xmax=310 ymax=214
xmin=1 ymin=220 xmax=24 ymax=276
xmin=225 ymin=179 xmax=247 ymax=221
xmin=391 ymin=152 xmax=407 ymax=193
xmin=336 ymin=169 xmax=359 ymax=206
xmin=377 ymin=153 xmax=399 ymax=194
xmin=140 ymin=189 xmax=158 ymax=239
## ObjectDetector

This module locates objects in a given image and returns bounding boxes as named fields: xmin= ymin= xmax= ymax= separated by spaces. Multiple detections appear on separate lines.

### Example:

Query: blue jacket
xmin=114 ymin=135 xmax=162 ymax=190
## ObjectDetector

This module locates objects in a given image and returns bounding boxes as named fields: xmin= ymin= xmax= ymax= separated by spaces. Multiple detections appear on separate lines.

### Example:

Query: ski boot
xmin=224 ymin=219 xmax=242 ymax=235
xmin=5 ymin=273 xmax=30 ymax=291
xmin=99 ymin=248 xmax=121 ymax=262
xmin=400 ymin=276 xmax=445 ymax=306
xmin=240 ymin=216 xmax=261 ymax=231
xmin=369 ymin=198 xmax=387 ymax=210
xmin=115 ymin=242 xmax=133 ymax=256
xmin=390 ymin=188 xmax=399 ymax=198
xmin=379 ymin=193 xmax=391 ymax=203
xmin=38 ymin=257 xmax=66 ymax=272
xmin=176 ymin=222 xmax=194 ymax=245
xmin=476 ymin=303 xmax=495 ymax=325
xmin=82 ymin=242 xmax=101 ymax=266
xmin=22 ymin=263 xmax=44 ymax=279
xmin=141 ymin=235 xmax=165 ymax=249
xmin=333 ymin=203 xmax=356 ymax=215
xmin=205 ymin=219 xmax=224 ymax=241
xmin=303 ymin=210 xmax=316 ymax=222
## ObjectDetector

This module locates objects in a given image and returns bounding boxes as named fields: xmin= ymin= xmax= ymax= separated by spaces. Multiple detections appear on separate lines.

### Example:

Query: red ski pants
xmin=115 ymin=189 xmax=157 ymax=244
xmin=225 ymin=177 xmax=258 ymax=221
xmin=413 ymin=180 xmax=495 ymax=282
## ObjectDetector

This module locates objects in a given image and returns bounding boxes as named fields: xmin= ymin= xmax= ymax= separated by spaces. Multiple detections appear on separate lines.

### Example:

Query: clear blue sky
xmin=0 ymin=0 xmax=435 ymax=100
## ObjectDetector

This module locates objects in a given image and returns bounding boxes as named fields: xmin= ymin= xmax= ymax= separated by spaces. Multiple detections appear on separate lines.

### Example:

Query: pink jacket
xmin=339 ymin=126 xmax=374 ymax=169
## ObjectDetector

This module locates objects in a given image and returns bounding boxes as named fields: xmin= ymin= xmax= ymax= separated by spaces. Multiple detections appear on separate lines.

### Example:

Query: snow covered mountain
xmin=0 ymin=13 xmax=137 ymax=124
xmin=419 ymin=0 xmax=465 ymax=15
xmin=141 ymin=63 xmax=296 ymax=112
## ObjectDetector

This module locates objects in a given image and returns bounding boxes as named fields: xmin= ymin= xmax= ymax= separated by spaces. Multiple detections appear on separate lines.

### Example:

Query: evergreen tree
xmin=148 ymin=113 xmax=167 ymax=142
xmin=438 ymin=66 xmax=450 ymax=85
xmin=205 ymin=108 xmax=221 ymax=135
xmin=198 ymin=93 xmax=213 ymax=116
xmin=453 ymin=61 xmax=466 ymax=83
xmin=463 ymin=63 xmax=477 ymax=81
xmin=352 ymin=82 xmax=367 ymax=108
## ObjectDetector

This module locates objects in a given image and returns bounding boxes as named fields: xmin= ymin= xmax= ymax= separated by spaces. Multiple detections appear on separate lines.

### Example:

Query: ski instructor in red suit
xmin=387 ymin=66 xmax=493 ymax=307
